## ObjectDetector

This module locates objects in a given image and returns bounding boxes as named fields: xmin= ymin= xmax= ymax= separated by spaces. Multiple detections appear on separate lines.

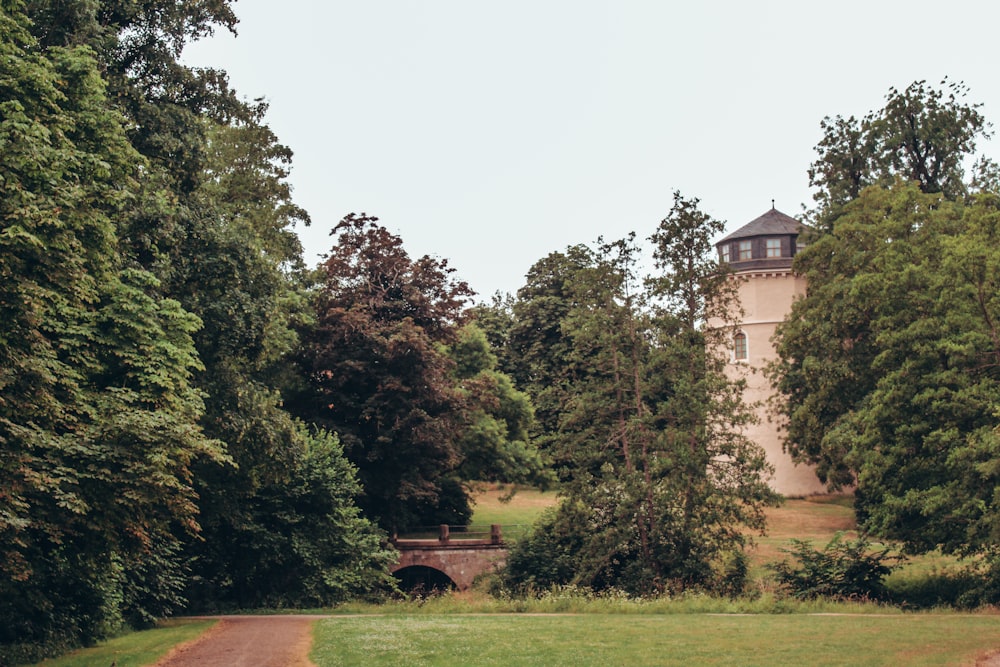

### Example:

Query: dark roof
xmin=718 ymin=208 xmax=805 ymax=244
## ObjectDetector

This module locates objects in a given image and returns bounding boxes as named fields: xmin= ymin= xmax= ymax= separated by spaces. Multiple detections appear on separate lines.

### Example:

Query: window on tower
xmin=738 ymin=240 xmax=752 ymax=260
xmin=766 ymin=238 xmax=782 ymax=257
xmin=733 ymin=331 xmax=748 ymax=360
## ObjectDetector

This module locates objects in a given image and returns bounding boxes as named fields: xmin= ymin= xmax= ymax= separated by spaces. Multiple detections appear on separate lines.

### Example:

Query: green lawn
xmin=309 ymin=613 xmax=1000 ymax=666
xmin=28 ymin=619 xmax=215 ymax=667
xmin=469 ymin=485 xmax=557 ymax=526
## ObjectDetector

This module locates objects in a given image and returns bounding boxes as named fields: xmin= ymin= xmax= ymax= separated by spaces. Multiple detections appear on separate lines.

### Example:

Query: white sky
xmin=183 ymin=0 xmax=1000 ymax=299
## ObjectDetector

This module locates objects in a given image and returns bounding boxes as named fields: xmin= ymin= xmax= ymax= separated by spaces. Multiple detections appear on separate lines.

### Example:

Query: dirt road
xmin=152 ymin=615 xmax=318 ymax=667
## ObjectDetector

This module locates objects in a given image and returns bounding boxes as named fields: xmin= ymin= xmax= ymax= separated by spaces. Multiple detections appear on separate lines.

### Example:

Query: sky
xmin=183 ymin=1 xmax=1000 ymax=299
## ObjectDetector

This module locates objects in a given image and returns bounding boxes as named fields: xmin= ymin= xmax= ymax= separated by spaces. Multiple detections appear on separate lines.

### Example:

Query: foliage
xmin=769 ymin=533 xmax=902 ymax=600
xmin=291 ymin=214 xmax=547 ymax=531
xmin=186 ymin=428 xmax=397 ymax=610
xmin=505 ymin=245 xmax=595 ymax=455
xmin=808 ymin=79 xmax=996 ymax=227
xmin=289 ymin=213 xmax=473 ymax=530
xmin=3 ymin=1 xmax=398 ymax=660
xmin=449 ymin=324 xmax=551 ymax=491
xmin=0 ymin=3 xmax=229 ymax=658
xmin=773 ymin=182 xmax=1000 ymax=558
xmin=498 ymin=194 xmax=776 ymax=595
xmin=498 ymin=504 xmax=589 ymax=593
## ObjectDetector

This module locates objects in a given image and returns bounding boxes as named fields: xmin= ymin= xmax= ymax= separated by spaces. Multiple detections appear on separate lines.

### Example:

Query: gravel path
xmin=152 ymin=615 xmax=318 ymax=667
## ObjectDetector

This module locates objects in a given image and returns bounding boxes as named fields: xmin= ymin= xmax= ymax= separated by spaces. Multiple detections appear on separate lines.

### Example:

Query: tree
xmin=506 ymin=246 xmax=596 ymax=457
xmin=808 ymin=79 xmax=996 ymax=229
xmin=448 ymin=324 xmax=550 ymax=491
xmin=167 ymin=105 xmax=391 ymax=611
xmin=0 ymin=3 xmax=225 ymax=656
xmin=503 ymin=195 xmax=776 ymax=595
xmin=5 ymin=0 xmax=393 ymax=644
xmin=643 ymin=193 xmax=776 ymax=590
xmin=773 ymin=180 xmax=1000 ymax=559
xmin=185 ymin=428 xmax=397 ymax=610
xmin=290 ymin=214 xmax=475 ymax=531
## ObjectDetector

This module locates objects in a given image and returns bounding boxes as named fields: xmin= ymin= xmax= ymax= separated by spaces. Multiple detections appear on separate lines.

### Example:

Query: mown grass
xmin=309 ymin=613 xmax=1000 ymax=666
xmin=469 ymin=485 xmax=558 ymax=526
xmin=26 ymin=619 xmax=216 ymax=667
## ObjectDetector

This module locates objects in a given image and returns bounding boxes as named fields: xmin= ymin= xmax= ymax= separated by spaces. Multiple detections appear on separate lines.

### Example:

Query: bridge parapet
xmin=392 ymin=523 xmax=503 ymax=547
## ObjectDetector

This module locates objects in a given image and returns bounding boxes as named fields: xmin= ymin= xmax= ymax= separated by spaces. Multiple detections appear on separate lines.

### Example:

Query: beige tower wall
xmin=727 ymin=270 xmax=826 ymax=497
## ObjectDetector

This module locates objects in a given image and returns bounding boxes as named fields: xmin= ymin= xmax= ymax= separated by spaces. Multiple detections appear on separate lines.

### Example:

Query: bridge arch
xmin=393 ymin=565 xmax=456 ymax=592
xmin=390 ymin=524 xmax=509 ymax=591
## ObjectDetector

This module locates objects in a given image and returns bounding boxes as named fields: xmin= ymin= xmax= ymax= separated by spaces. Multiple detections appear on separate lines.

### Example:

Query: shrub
xmin=769 ymin=533 xmax=903 ymax=600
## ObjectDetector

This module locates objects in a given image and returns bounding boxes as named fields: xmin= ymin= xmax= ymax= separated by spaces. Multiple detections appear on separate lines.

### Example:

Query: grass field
xmin=309 ymin=613 xmax=1000 ymax=666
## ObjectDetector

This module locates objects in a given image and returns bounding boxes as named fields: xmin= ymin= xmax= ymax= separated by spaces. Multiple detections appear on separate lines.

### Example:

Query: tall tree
xmin=173 ymin=112 xmax=393 ymax=610
xmin=7 ymin=0 xmax=393 ymax=635
xmin=0 ymin=3 xmax=225 ymax=656
xmin=506 ymin=245 xmax=595 ymax=457
xmin=644 ymin=193 xmax=776 ymax=590
xmin=291 ymin=214 xmax=475 ymax=531
xmin=808 ymin=79 xmax=996 ymax=229
xmin=774 ymin=181 xmax=1000 ymax=560
xmin=504 ymin=195 xmax=775 ymax=595
xmin=448 ymin=324 xmax=549 ymax=491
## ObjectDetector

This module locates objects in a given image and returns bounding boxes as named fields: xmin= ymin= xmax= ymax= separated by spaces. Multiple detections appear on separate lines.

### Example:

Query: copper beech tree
xmin=292 ymin=214 xmax=546 ymax=531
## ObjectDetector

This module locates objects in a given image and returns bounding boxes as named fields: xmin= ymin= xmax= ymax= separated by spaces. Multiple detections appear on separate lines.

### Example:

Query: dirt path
xmin=152 ymin=615 xmax=319 ymax=667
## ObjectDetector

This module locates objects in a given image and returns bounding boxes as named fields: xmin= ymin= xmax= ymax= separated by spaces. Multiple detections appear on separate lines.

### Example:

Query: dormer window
xmin=721 ymin=245 xmax=730 ymax=262
xmin=766 ymin=238 xmax=782 ymax=258
xmin=738 ymin=240 xmax=752 ymax=260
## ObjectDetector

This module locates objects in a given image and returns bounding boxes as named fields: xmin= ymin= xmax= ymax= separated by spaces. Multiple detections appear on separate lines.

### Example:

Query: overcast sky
xmin=183 ymin=1 xmax=1000 ymax=299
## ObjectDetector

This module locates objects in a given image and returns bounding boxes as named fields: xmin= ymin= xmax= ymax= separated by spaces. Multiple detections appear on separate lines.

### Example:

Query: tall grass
xmin=332 ymin=587 xmax=905 ymax=616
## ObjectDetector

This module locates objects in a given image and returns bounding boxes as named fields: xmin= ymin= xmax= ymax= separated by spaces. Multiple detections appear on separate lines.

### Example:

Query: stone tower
xmin=714 ymin=207 xmax=826 ymax=496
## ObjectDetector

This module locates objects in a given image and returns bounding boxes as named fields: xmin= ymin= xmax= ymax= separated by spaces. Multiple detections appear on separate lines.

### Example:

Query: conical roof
xmin=718 ymin=207 xmax=804 ymax=244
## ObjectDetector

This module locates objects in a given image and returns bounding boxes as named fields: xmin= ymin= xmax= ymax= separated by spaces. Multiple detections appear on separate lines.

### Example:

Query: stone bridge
xmin=390 ymin=525 xmax=508 ymax=591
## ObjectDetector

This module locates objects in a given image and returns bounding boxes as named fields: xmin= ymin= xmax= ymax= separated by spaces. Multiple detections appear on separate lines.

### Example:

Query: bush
xmin=769 ymin=533 xmax=903 ymax=601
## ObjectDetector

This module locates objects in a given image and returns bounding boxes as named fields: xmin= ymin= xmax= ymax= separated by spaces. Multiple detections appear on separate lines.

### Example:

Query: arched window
xmin=733 ymin=331 xmax=748 ymax=361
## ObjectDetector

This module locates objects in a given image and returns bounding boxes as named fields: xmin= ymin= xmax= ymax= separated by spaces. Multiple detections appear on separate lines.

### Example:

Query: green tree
xmin=170 ymin=106 xmax=391 ymax=611
xmin=774 ymin=181 xmax=1000 ymax=559
xmin=504 ymin=196 xmax=775 ymax=595
xmin=643 ymin=193 xmax=776 ymax=590
xmin=7 ymin=0 xmax=392 ymax=636
xmin=449 ymin=324 xmax=549 ymax=491
xmin=808 ymin=79 xmax=996 ymax=229
xmin=0 ymin=3 xmax=224 ymax=657
xmin=506 ymin=246 xmax=595 ymax=457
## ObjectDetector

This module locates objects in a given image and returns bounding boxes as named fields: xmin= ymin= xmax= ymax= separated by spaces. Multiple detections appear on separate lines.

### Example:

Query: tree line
xmin=0 ymin=1 xmax=541 ymax=662
xmin=5 ymin=0 xmax=1000 ymax=659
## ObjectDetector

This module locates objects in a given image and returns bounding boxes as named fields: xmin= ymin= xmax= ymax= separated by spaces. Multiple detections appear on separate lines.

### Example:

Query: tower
xmin=714 ymin=207 xmax=826 ymax=496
